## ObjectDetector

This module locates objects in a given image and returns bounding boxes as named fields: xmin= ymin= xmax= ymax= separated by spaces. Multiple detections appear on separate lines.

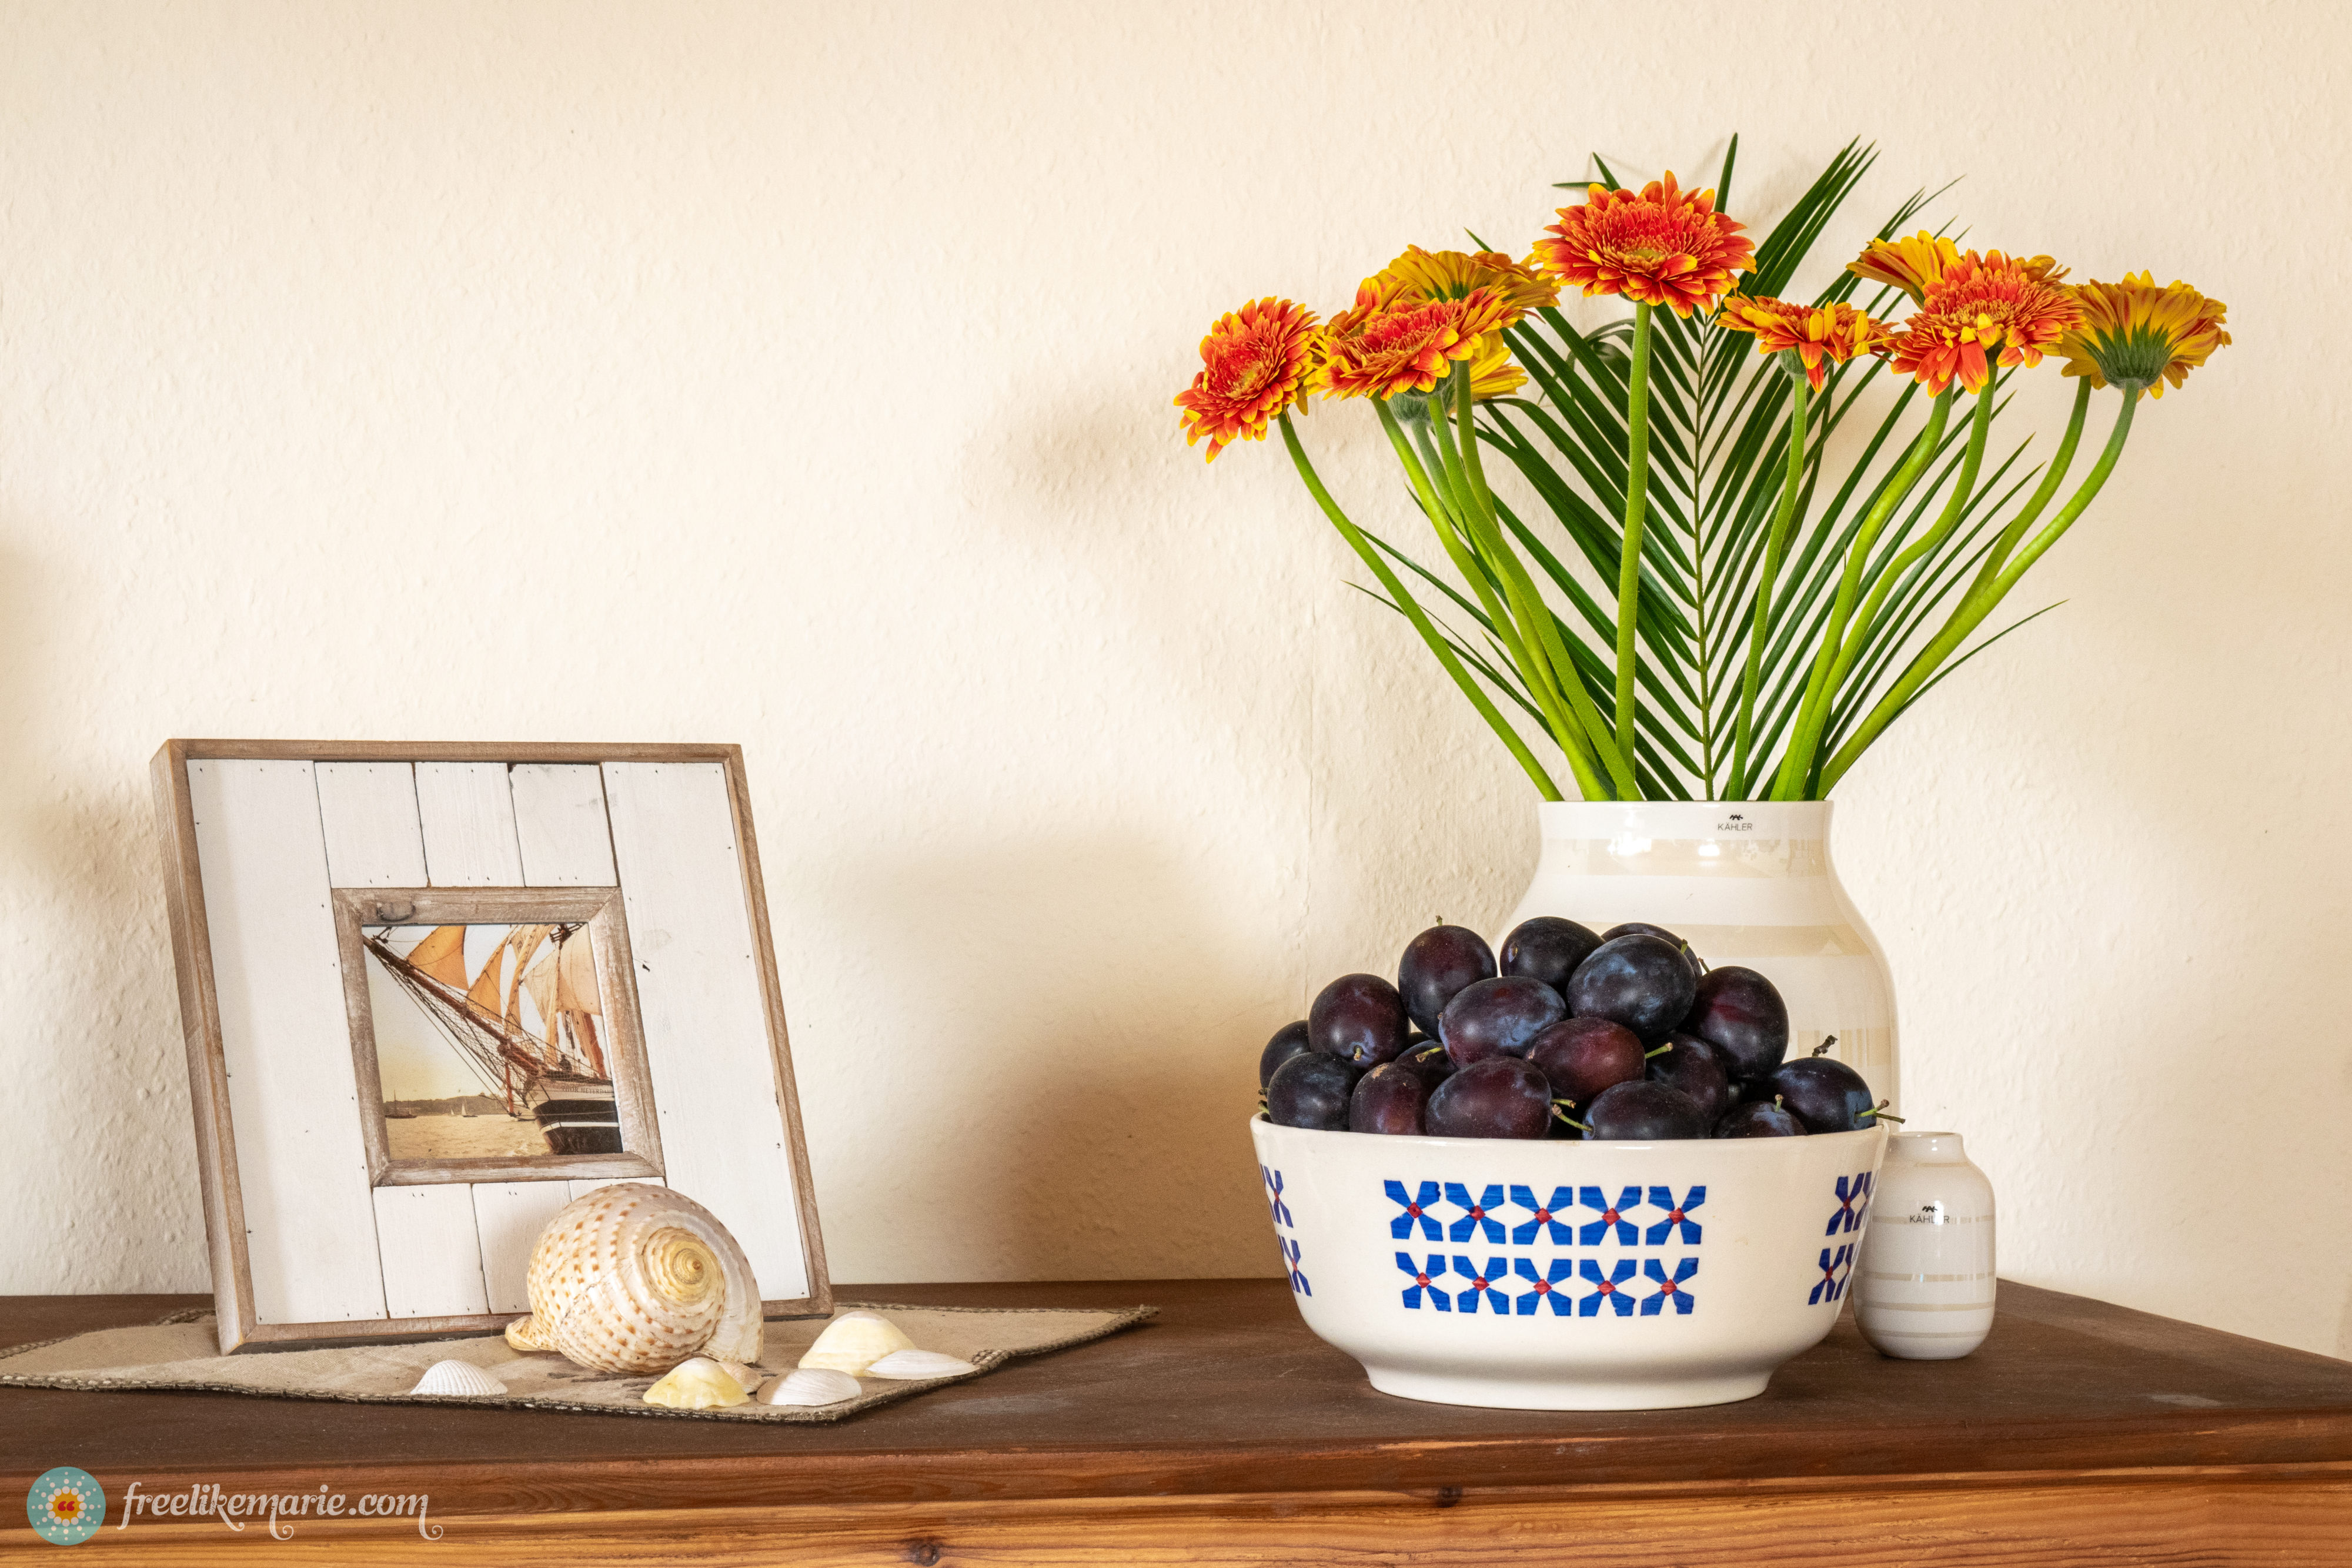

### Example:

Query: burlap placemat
xmin=0 ymin=1301 xmax=1154 ymax=1424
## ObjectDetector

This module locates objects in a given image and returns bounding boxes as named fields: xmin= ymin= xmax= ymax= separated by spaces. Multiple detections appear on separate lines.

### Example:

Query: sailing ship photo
xmin=361 ymin=920 xmax=626 ymax=1162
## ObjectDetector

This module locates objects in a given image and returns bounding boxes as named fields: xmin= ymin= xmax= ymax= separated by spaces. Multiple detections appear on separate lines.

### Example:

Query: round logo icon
xmin=27 ymin=1468 xmax=105 ymax=1545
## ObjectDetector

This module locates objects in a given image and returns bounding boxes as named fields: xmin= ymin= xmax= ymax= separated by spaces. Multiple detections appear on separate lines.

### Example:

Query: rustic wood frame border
xmin=151 ymin=739 xmax=834 ymax=1352
xmin=332 ymin=886 xmax=664 ymax=1189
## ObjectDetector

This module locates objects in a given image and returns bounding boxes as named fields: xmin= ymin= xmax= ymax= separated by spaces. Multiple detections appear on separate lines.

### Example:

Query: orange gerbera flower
xmin=2059 ymin=273 xmax=2230 ymax=399
xmin=1883 ymin=251 xmax=2086 ymax=396
xmin=1362 ymin=247 xmax=1555 ymax=404
xmin=1717 ymin=296 xmax=1892 ymax=391
xmin=1318 ymin=284 xmax=1514 ymax=401
xmin=1534 ymin=172 xmax=1755 ymax=317
xmin=1174 ymin=297 xmax=1322 ymax=461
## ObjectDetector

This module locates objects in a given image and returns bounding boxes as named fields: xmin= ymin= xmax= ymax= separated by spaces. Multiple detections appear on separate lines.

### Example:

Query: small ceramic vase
xmin=1853 ymin=1131 xmax=1996 ymax=1360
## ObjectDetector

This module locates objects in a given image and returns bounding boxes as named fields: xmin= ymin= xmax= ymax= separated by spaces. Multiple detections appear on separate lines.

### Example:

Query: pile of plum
xmin=1259 ymin=918 xmax=1889 ymax=1141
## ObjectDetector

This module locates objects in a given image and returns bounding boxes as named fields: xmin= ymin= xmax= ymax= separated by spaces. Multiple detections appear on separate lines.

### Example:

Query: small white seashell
xmin=643 ymin=1356 xmax=750 ymax=1410
xmin=864 ymin=1348 xmax=980 ymax=1380
xmin=713 ymin=1359 xmax=763 ymax=1393
xmin=409 ymin=1359 xmax=507 ymax=1397
xmin=756 ymin=1367 xmax=862 ymax=1407
xmin=797 ymin=1310 xmax=915 ymax=1374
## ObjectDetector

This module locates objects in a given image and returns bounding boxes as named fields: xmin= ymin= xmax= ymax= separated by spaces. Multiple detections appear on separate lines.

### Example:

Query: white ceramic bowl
xmin=1250 ymin=1117 xmax=1887 ymax=1410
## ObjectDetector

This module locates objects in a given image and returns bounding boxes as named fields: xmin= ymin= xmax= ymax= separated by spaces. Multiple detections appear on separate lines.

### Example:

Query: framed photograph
xmin=151 ymin=740 xmax=830 ymax=1352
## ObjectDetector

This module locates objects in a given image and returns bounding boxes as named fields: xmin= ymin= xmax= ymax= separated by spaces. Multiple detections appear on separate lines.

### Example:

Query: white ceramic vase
xmin=1506 ymin=801 xmax=1900 ymax=1112
xmin=1853 ymin=1131 xmax=1997 ymax=1359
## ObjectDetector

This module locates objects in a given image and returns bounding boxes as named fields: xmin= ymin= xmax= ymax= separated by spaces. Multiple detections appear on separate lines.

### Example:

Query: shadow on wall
xmin=0 ymin=694 xmax=208 ymax=1291
xmin=797 ymin=827 xmax=1293 ymax=1283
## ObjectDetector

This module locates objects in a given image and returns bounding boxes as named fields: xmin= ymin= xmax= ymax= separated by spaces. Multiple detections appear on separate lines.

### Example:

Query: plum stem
xmin=1643 ymin=1042 xmax=1674 ymax=1059
xmin=1811 ymin=1034 xmax=1838 ymax=1057
xmin=1550 ymin=1102 xmax=1591 ymax=1132
xmin=1859 ymin=1099 xmax=1907 ymax=1125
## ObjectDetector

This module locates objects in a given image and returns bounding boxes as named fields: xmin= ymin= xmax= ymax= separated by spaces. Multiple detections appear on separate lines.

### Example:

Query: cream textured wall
xmin=4 ymin=1 xmax=2347 ymax=1359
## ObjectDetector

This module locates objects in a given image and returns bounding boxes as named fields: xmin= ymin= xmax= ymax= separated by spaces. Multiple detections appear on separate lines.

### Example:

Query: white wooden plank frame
xmin=152 ymin=740 xmax=832 ymax=1352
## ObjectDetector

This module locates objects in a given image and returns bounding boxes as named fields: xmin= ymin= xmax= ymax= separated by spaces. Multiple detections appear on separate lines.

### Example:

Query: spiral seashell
xmin=864 ymin=1348 xmax=979 ymax=1380
xmin=408 ymin=1359 xmax=508 ymax=1396
xmin=503 ymin=1185 xmax=762 ymax=1375
xmin=756 ymin=1367 xmax=861 ymax=1406
xmin=797 ymin=1310 xmax=914 ymax=1374
xmin=643 ymin=1356 xmax=749 ymax=1409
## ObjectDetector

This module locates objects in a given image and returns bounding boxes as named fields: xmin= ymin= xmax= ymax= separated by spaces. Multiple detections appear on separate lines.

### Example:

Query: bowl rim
xmin=1249 ymin=1116 xmax=1884 ymax=1158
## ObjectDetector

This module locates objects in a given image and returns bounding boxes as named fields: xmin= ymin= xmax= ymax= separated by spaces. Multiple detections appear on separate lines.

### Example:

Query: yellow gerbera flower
xmin=1174 ymin=297 xmax=1322 ymax=462
xmin=1716 ymin=296 xmax=1892 ymax=390
xmin=2058 ymin=273 xmax=2231 ymax=399
xmin=1847 ymin=231 xmax=1962 ymax=307
xmin=1368 ymin=246 xmax=1560 ymax=325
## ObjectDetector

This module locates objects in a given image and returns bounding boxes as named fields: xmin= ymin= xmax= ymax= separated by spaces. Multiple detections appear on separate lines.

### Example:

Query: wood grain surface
xmin=2 ymin=1279 xmax=2347 ymax=1563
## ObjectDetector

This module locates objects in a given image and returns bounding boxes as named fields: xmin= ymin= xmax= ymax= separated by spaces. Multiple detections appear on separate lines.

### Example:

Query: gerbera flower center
xmin=1210 ymin=344 xmax=1279 ymax=398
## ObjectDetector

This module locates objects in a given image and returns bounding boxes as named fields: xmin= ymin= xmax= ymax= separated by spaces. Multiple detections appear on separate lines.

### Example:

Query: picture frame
xmin=151 ymin=740 xmax=831 ymax=1352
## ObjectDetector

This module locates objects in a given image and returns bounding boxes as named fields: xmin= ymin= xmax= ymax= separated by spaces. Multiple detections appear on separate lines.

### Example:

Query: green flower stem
xmin=1379 ymin=400 xmax=1608 ymax=798
xmin=1817 ymin=387 xmax=2139 ymax=793
xmin=1821 ymin=380 xmax=1997 ymax=707
xmin=1770 ymin=387 xmax=1955 ymax=800
xmin=1971 ymin=377 xmax=2092 ymax=594
xmin=1418 ymin=385 xmax=1566 ymax=721
xmin=1279 ymin=412 xmax=1563 ymax=800
xmin=1728 ymin=366 xmax=1812 ymax=801
xmin=1448 ymin=365 xmax=1632 ymax=798
xmin=1612 ymin=300 xmax=1656 ymax=788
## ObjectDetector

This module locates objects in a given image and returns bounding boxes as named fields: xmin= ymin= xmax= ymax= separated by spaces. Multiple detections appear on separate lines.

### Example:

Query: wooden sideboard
xmin=3 ymin=1279 xmax=2347 ymax=1564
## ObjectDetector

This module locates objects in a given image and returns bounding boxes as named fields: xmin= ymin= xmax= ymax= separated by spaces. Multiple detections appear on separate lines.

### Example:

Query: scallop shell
xmin=408 ymin=1359 xmax=508 ymax=1397
xmin=865 ymin=1348 xmax=979 ymax=1380
xmin=643 ymin=1356 xmax=750 ymax=1410
xmin=503 ymin=1185 xmax=763 ymax=1375
xmin=756 ymin=1367 xmax=862 ymax=1407
xmin=796 ymin=1310 xmax=915 ymax=1374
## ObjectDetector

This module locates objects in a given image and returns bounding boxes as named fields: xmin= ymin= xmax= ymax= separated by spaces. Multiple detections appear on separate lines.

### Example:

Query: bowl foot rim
xmin=1361 ymin=1364 xmax=1772 ymax=1412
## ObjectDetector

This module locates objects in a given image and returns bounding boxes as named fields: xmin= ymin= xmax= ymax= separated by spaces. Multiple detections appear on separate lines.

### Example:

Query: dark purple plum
xmin=1646 ymin=1031 xmax=1736 ymax=1124
xmin=1438 ymin=975 xmax=1567 ymax=1066
xmin=1601 ymin=921 xmax=1705 ymax=981
xmin=1265 ymin=1052 xmax=1359 ymax=1131
xmin=1308 ymin=973 xmax=1411 ymax=1068
xmin=1349 ymin=1061 xmax=1433 ymax=1135
xmin=1396 ymin=1039 xmax=1456 ymax=1085
xmin=1565 ymin=934 xmax=1698 ymax=1040
xmin=1582 ymin=1079 xmax=1709 ymax=1141
xmin=1524 ymin=1015 xmax=1645 ymax=1109
xmin=1768 ymin=1057 xmax=1876 ymax=1133
xmin=1680 ymin=967 xmax=1790 ymax=1079
xmin=1258 ymin=1020 xmax=1311 ymax=1088
xmin=1397 ymin=925 xmax=1496 ymax=1037
xmin=1499 ymin=916 xmax=1603 ymax=994
xmin=1716 ymin=1098 xmax=1807 ymax=1138
xmin=1424 ymin=1057 xmax=1553 ymax=1139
